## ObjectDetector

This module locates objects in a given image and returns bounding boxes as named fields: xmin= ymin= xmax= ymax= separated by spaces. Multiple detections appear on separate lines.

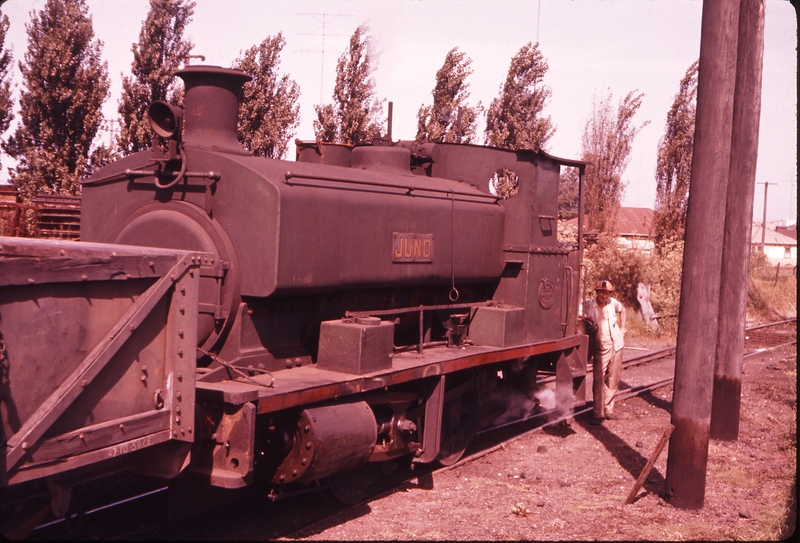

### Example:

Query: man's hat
xmin=595 ymin=280 xmax=614 ymax=292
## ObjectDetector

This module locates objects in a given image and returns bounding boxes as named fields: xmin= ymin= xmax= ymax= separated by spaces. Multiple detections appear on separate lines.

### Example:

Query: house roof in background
xmin=565 ymin=207 xmax=797 ymax=247
xmin=615 ymin=207 xmax=654 ymax=236
xmin=564 ymin=207 xmax=655 ymax=237
xmin=751 ymin=224 xmax=798 ymax=246
xmin=775 ymin=225 xmax=797 ymax=240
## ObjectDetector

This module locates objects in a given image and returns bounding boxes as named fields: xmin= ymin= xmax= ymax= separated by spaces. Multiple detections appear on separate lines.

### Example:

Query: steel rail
xmin=473 ymin=320 xmax=796 ymax=459
xmin=34 ymin=487 xmax=168 ymax=532
xmin=476 ymin=376 xmax=677 ymax=437
xmin=535 ymin=318 xmax=795 ymax=386
xmin=744 ymin=340 xmax=797 ymax=358
xmin=537 ymin=345 xmax=676 ymax=385
xmin=745 ymin=317 xmax=797 ymax=332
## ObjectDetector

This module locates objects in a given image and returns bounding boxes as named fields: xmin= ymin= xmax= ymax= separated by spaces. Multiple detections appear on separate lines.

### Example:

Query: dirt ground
xmin=291 ymin=344 xmax=796 ymax=541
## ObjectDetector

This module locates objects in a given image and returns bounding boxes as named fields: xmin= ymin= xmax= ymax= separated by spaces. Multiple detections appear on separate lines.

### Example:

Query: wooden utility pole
xmin=665 ymin=0 xmax=740 ymax=510
xmin=757 ymin=181 xmax=777 ymax=252
xmin=711 ymin=0 xmax=766 ymax=441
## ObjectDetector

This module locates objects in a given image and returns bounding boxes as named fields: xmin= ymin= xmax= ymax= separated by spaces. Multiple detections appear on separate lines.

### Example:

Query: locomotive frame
xmin=0 ymin=65 xmax=589 ymax=536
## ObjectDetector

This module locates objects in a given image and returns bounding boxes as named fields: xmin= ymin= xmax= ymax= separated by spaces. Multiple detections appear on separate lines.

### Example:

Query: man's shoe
xmin=590 ymin=416 xmax=604 ymax=426
xmin=605 ymin=413 xmax=619 ymax=420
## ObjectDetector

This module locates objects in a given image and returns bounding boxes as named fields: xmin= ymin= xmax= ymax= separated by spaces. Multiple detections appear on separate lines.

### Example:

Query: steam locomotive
xmin=0 ymin=65 xmax=589 ymax=536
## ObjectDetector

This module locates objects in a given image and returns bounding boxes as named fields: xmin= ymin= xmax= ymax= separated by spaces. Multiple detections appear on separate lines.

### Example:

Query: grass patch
xmin=757 ymin=499 xmax=795 ymax=541
xmin=581 ymin=237 xmax=795 ymax=330
xmin=624 ymin=310 xmax=677 ymax=349
xmin=747 ymin=252 xmax=797 ymax=323
xmin=710 ymin=468 xmax=758 ymax=488
xmin=780 ymin=416 xmax=797 ymax=453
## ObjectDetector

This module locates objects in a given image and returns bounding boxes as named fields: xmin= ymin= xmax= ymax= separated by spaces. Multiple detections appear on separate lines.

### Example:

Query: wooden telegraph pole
xmin=665 ymin=0 xmax=740 ymax=509
xmin=757 ymin=181 xmax=777 ymax=252
xmin=711 ymin=0 xmax=766 ymax=441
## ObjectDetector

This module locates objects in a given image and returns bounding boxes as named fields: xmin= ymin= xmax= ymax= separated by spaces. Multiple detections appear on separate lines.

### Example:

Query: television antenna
xmin=296 ymin=13 xmax=353 ymax=103
xmin=99 ymin=119 xmax=119 ymax=147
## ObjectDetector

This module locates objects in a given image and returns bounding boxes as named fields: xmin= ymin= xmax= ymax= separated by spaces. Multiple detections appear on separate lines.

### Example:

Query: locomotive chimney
xmin=175 ymin=65 xmax=251 ymax=155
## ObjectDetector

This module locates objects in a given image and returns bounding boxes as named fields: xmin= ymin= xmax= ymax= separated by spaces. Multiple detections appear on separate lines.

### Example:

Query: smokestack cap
xmin=176 ymin=65 xmax=252 ymax=155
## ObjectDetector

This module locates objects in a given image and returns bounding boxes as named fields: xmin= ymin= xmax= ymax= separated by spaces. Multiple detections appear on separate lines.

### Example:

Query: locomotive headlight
xmin=148 ymin=100 xmax=184 ymax=141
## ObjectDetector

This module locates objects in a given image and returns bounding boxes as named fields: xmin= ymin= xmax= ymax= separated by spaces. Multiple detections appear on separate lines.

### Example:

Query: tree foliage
xmin=584 ymin=235 xmax=648 ymax=308
xmin=584 ymin=234 xmax=683 ymax=326
xmin=581 ymin=90 xmax=648 ymax=233
xmin=313 ymin=24 xmax=383 ymax=145
xmin=2 ymin=0 xmax=109 ymax=202
xmin=484 ymin=42 xmax=554 ymax=151
xmin=558 ymin=166 xmax=581 ymax=220
xmin=489 ymin=167 xmax=520 ymax=200
xmin=117 ymin=0 xmax=195 ymax=155
xmin=233 ymin=33 xmax=300 ymax=159
xmin=652 ymin=60 xmax=698 ymax=250
xmin=416 ymin=47 xmax=481 ymax=144
xmin=0 ymin=13 xmax=13 ymax=172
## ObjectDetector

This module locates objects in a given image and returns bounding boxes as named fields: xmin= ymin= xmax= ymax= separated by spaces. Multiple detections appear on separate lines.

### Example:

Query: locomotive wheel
xmin=0 ymin=497 xmax=50 ymax=540
xmin=323 ymin=462 xmax=383 ymax=505
xmin=437 ymin=393 xmax=474 ymax=466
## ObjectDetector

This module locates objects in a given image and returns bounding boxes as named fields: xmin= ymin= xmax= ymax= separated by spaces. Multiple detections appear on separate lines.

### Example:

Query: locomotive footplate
xmin=195 ymin=334 xmax=588 ymax=413
xmin=195 ymin=335 xmax=587 ymax=479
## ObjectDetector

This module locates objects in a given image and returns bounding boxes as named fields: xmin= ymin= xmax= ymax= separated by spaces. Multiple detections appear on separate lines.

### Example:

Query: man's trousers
xmin=593 ymin=345 xmax=622 ymax=418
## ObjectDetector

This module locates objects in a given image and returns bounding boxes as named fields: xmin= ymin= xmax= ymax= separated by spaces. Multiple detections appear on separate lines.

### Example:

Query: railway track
xmin=29 ymin=318 xmax=795 ymax=541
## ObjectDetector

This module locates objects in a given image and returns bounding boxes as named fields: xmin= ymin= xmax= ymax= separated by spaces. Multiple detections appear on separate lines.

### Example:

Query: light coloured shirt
xmin=581 ymin=297 xmax=625 ymax=352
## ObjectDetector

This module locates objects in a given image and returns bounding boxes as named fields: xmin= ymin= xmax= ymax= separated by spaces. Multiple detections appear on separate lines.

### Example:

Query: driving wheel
xmin=325 ymin=462 xmax=383 ymax=505
xmin=437 ymin=393 xmax=474 ymax=466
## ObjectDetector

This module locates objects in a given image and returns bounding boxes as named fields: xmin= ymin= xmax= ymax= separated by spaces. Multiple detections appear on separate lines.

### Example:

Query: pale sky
xmin=1 ymin=0 xmax=797 ymax=223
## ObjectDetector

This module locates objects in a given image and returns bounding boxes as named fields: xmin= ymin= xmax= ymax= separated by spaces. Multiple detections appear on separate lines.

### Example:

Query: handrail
xmin=82 ymin=164 xmax=219 ymax=187
xmin=345 ymin=301 xmax=495 ymax=355
xmin=284 ymin=171 xmax=500 ymax=204
xmin=562 ymin=266 xmax=573 ymax=334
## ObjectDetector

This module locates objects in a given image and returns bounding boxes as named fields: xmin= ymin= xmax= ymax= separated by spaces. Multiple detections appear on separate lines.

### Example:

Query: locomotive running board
xmin=196 ymin=334 xmax=588 ymax=414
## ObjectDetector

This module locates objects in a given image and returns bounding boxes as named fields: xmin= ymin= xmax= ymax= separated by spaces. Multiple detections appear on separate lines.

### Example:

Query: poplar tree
xmin=580 ymin=90 xmax=648 ymax=233
xmin=233 ymin=33 xmax=301 ymax=159
xmin=2 ymin=0 xmax=109 ymax=202
xmin=117 ymin=0 xmax=195 ymax=155
xmin=652 ymin=61 xmax=699 ymax=249
xmin=416 ymin=47 xmax=481 ymax=144
xmin=313 ymin=24 xmax=384 ymax=145
xmin=0 ymin=13 xmax=13 ymax=172
xmin=485 ymin=42 xmax=554 ymax=151
xmin=558 ymin=167 xmax=581 ymax=220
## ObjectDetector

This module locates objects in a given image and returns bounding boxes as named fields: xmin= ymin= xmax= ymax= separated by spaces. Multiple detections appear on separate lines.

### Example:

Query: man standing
xmin=582 ymin=280 xmax=626 ymax=423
